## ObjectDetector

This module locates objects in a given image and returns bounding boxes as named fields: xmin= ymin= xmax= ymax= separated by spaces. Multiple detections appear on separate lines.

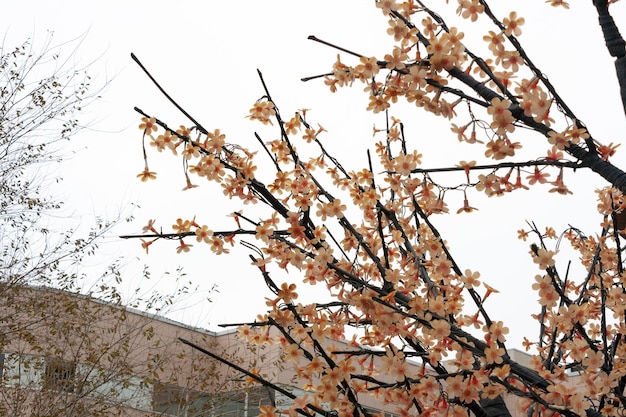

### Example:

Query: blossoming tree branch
xmin=124 ymin=1 xmax=626 ymax=416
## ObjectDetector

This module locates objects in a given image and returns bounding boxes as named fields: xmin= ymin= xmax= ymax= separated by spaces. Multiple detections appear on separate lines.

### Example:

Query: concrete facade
xmin=0 ymin=286 xmax=543 ymax=417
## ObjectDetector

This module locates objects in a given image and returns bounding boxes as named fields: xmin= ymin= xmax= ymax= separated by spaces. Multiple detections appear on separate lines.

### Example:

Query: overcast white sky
xmin=3 ymin=1 xmax=626 ymax=348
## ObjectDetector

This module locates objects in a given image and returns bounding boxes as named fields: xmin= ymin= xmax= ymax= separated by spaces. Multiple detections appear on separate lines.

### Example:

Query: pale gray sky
xmin=3 ymin=1 xmax=625 ymax=348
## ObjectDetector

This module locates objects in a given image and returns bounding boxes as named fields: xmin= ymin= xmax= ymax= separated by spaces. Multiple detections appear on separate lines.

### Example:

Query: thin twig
xmin=131 ymin=53 xmax=208 ymax=134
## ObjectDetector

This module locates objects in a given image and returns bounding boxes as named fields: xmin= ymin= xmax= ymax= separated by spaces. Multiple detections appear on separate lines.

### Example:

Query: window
xmin=153 ymin=383 xmax=213 ymax=417
xmin=153 ymin=385 xmax=274 ymax=417
xmin=211 ymin=387 xmax=274 ymax=417
xmin=43 ymin=357 xmax=76 ymax=393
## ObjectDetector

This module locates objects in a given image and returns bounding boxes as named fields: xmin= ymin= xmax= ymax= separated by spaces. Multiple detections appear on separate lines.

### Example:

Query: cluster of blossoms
xmin=136 ymin=98 xmax=531 ymax=416
xmin=513 ymin=189 xmax=626 ymax=416
xmin=136 ymin=104 xmax=626 ymax=417
xmin=130 ymin=1 xmax=626 ymax=417
xmin=319 ymin=0 xmax=623 ymax=211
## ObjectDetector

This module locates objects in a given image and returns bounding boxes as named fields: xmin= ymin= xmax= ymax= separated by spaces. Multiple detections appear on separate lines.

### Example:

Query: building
xmin=0 ymin=285 xmax=251 ymax=417
xmin=0 ymin=285 xmax=545 ymax=417
xmin=0 ymin=286 xmax=411 ymax=417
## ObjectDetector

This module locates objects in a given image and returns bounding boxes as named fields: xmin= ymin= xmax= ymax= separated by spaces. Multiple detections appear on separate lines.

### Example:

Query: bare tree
xmin=0 ymin=35 xmax=222 ymax=416
xmin=0 ymin=285 xmax=245 ymax=417
xmin=0 ymin=34 xmax=107 ymax=292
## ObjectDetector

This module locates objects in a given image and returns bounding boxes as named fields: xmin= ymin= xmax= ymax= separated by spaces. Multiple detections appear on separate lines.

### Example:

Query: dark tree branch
xmin=593 ymin=0 xmax=626 ymax=115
